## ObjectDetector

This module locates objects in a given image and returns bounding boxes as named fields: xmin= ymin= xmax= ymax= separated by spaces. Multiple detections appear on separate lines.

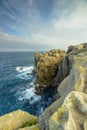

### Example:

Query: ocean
xmin=0 ymin=52 xmax=55 ymax=116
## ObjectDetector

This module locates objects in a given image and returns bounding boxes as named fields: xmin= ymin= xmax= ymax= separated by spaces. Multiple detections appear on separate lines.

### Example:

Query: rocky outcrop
xmin=1 ymin=43 xmax=87 ymax=130
xmin=39 ymin=96 xmax=64 ymax=130
xmin=34 ymin=49 xmax=66 ymax=93
xmin=48 ymin=43 xmax=87 ymax=130
xmin=49 ymin=91 xmax=87 ymax=130
xmin=52 ymin=43 xmax=87 ymax=87
xmin=0 ymin=109 xmax=39 ymax=130
xmin=39 ymin=43 xmax=87 ymax=130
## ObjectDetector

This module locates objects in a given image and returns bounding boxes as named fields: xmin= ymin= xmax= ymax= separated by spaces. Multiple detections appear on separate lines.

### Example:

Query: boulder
xmin=34 ymin=49 xmax=66 ymax=93
xmin=0 ymin=109 xmax=38 ymax=130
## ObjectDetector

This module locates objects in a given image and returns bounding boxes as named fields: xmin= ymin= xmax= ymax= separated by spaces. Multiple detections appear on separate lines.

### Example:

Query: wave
xmin=16 ymin=66 xmax=34 ymax=73
xmin=16 ymin=66 xmax=40 ymax=104
xmin=16 ymin=65 xmax=41 ymax=107
xmin=16 ymin=72 xmax=32 ymax=80
xmin=18 ymin=82 xmax=41 ymax=104
xmin=16 ymin=66 xmax=35 ymax=80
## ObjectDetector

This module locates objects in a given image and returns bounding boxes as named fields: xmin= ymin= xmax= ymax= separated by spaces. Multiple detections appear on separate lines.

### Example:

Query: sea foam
xmin=16 ymin=66 xmax=41 ymax=104
xmin=18 ymin=82 xmax=41 ymax=104
xmin=16 ymin=66 xmax=34 ymax=73
xmin=16 ymin=66 xmax=34 ymax=79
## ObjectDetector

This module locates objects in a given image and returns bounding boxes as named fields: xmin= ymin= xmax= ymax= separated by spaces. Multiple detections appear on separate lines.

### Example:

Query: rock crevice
xmin=38 ymin=43 xmax=87 ymax=130
xmin=34 ymin=49 xmax=66 ymax=93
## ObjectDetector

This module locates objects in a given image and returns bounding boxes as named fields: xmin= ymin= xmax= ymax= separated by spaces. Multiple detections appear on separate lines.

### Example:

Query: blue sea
xmin=0 ymin=52 xmax=55 ymax=116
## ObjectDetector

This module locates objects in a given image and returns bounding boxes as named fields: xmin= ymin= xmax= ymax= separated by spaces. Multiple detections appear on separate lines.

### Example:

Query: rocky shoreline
xmin=1 ymin=43 xmax=87 ymax=130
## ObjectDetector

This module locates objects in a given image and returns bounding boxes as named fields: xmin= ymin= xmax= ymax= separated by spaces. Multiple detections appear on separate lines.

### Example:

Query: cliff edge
xmin=0 ymin=43 xmax=87 ymax=130
xmin=39 ymin=43 xmax=87 ymax=130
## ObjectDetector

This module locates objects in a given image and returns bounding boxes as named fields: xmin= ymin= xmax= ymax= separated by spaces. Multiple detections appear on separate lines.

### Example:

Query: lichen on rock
xmin=1 ymin=43 xmax=87 ymax=130
xmin=49 ymin=91 xmax=87 ymax=130
xmin=0 ymin=109 xmax=38 ymax=130
xmin=48 ymin=43 xmax=87 ymax=130
xmin=18 ymin=124 xmax=40 ymax=130
xmin=39 ymin=43 xmax=87 ymax=130
xmin=34 ymin=49 xmax=66 ymax=93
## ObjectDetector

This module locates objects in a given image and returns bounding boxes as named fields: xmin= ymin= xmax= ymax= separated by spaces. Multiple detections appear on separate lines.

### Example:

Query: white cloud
xmin=0 ymin=0 xmax=87 ymax=51
xmin=53 ymin=0 xmax=87 ymax=29
xmin=0 ymin=31 xmax=51 ymax=51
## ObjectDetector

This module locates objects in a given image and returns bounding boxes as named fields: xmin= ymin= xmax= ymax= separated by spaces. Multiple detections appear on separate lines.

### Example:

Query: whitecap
xmin=16 ymin=72 xmax=32 ymax=80
xmin=16 ymin=66 xmax=34 ymax=73
xmin=18 ymin=96 xmax=24 ymax=101
xmin=16 ymin=66 xmax=35 ymax=80
xmin=30 ymin=94 xmax=41 ymax=104
xmin=18 ymin=82 xmax=41 ymax=104
xmin=24 ymin=87 xmax=35 ymax=99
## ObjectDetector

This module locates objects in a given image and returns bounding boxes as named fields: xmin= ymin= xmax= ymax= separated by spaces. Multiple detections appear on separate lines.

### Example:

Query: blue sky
xmin=0 ymin=0 xmax=87 ymax=51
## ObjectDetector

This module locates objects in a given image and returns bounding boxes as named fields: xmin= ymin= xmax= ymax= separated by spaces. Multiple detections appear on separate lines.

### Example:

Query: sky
xmin=0 ymin=0 xmax=87 ymax=51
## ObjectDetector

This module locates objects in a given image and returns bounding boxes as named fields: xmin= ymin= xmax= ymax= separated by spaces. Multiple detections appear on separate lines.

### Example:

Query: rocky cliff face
xmin=39 ymin=43 xmax=87 ymax=130
xmin=53 ymin=43 xmax=87 ymax=88
xmin=49 ymin=43 xmax=87 ymax=130
xmin=1 ymin=43 xmax=87 ymax=130
xmin=34 ymin=49 xmax=66 ymax=93
xmin=49 ymin=91 xmax=87 ymax=130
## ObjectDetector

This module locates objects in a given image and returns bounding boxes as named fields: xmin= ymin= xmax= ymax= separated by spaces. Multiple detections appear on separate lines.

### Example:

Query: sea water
xmin=0 ymin=52 xmax=55 ymax=116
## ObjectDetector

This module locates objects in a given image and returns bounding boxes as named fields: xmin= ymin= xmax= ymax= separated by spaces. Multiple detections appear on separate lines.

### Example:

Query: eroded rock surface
xmin=0 ymin=109 xmax=39 ymax=130
xmin=18 ymin=124 xmax=40 ymax=130
xmin=39 ymin=43 xmax=87 ymax=130
xmin=49 ymin=91 xmax=87 ymax=130
xmin=1 ymin=43 xmax=87 ymax=130
xmin=53 ymin=43 xmax=87 ymax=87
xmin=48 ymin=43 xmax=87 ymax=130
xmin=34 ymin=49 xmax=66 ymax=93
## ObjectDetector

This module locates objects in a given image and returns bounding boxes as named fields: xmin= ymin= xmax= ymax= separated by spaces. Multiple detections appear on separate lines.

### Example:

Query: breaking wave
xmin=18 ymin=82 xmax=41 ymax=104
xmin=16 ymin=66 xmax=35 ymax=80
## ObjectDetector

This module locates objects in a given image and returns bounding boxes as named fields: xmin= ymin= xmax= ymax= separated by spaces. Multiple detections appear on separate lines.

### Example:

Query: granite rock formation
xmin=34 ymin=49 xmax=66 ymax=93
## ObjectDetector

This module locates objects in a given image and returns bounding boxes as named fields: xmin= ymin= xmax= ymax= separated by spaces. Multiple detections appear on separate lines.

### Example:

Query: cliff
xmin=49 ymin=43 xmax=87 ymax=130
xmin=39 ymin=43 xmax=87 ymax=130
xmin=34 ymin=49 xmax=66 ymax=94
xmin=1 ymin=43 xmax=87 ymax=130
